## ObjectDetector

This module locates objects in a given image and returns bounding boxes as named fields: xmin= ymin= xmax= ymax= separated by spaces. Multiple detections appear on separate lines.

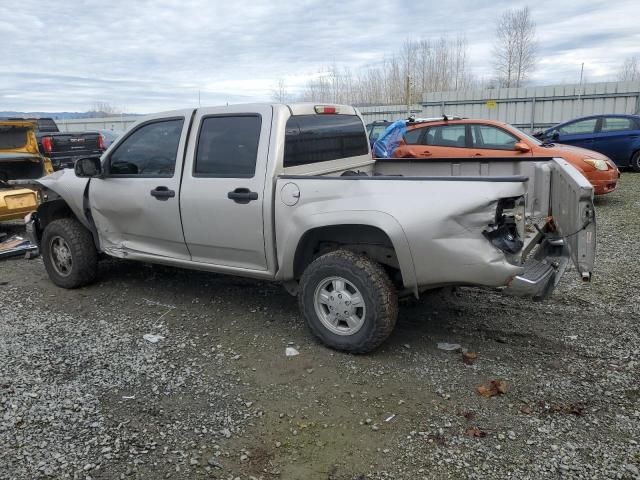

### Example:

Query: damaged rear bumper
xmin=504 ymin=238 xmax=570 ymax=300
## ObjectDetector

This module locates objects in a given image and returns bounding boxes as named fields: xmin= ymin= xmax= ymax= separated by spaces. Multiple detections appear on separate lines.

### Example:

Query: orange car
xmin=392 ymin=118 xmax=619 ymax=195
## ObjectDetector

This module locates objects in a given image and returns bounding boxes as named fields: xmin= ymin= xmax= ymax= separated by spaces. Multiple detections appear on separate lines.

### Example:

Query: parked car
xmin=96 ymin=129 xmax=123 ymax=149
xmin=365 ymin=120 xmax=391 ymax=147
xmin=0 ymin=120 xmax=53 ymax=221
xmin=27 ymin=103 xmax=595 ymax=353
xmin=12 ymin=117 xmax=105 ymax=170
xmin=378 ymin=117 xmax=619 ymax=195
xmin=535 ymin=114 xmax=640 ymax=171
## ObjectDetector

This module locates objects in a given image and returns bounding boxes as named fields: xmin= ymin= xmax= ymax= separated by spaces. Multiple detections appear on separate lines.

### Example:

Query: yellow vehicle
xmin=0 ymin=120 xmax=54 ymax=222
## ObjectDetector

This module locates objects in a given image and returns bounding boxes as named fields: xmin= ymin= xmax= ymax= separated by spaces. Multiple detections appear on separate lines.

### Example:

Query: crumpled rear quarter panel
xmin=276 ymin=177 xmax=525 ymax=291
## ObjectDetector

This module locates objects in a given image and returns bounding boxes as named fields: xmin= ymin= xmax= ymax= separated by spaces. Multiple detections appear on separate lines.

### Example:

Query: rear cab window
xmin=283 ymin=114 xmax=369 ymax=170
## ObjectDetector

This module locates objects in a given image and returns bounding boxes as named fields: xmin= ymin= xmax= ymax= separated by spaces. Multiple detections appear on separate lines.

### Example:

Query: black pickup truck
xmin=16 ymin=118 xmax=105 ymax=170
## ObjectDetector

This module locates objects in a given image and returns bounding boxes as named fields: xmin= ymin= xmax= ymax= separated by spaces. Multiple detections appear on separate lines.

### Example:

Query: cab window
xmin=194 ymin=115 xmax=261 ymax=177
xmin=109 ymin=119 xmax=184 ymax=176
xmin=284 ymin=114 xmax=368 ymax=167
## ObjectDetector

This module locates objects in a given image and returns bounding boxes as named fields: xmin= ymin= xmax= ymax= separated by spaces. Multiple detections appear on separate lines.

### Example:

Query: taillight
xmin=98 ymin=134 xmax=105 ymax=150
xmin=314 ymin=105 xmax=338 ymax=114
xmin=41 ymin=136 xmax=53 ymax=153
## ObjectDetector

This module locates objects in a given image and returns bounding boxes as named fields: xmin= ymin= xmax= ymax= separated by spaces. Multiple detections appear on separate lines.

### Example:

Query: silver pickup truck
xmin=26 ymin=103 xmax=596 ymax=353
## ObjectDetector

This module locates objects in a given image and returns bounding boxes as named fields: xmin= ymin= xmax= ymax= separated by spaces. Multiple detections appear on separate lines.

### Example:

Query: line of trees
xmin=618 ymin=56 xmax=639 ymax=82
xmin=275 ymin=6 xmax=540 ymax=105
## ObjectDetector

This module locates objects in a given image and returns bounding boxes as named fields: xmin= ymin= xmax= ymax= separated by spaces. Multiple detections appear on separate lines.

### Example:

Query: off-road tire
xmin=631 ymin=151 xmax=640 ymax=172
xmin=42 ymin=218 xmax=98 ymax=288
xmin=298 ymin=249 xmax=398 ymax=353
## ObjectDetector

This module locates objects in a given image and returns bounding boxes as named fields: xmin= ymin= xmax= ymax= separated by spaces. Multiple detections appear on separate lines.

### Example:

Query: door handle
xmin=421 ymin=150 xmax=432 ymax=156
xmin=473 ymin=153 xmax=483 ymax=156
xmin=227 ymin=188 xmax=258 ymax=204
xmin=150 ymin=186 xmax=175 ymax=200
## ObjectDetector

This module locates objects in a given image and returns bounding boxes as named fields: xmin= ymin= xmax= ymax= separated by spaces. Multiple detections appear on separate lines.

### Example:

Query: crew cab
xmin=26 ymin=104 xmax=597 ymax=353
xmin=15 ymin=117 xmax=105 ymax=170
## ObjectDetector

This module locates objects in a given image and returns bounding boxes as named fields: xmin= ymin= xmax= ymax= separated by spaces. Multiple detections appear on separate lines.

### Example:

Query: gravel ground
xmin=1 ymin=174 xmax=639 ymax=480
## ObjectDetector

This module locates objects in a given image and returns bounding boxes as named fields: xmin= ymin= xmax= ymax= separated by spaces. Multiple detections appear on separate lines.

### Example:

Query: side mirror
xmin=532 ymin=131 xmax=544 ymax=139
xmin=75 ymin=157 xmax=102 ymax=177
xmin=551 ymin=131 xmax=560 ymax=141
xmin=514 ymin=142 xmax=531 ymax=153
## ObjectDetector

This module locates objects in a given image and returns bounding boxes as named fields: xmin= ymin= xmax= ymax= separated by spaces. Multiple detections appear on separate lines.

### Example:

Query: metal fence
xmin=359 ymin=81 xmax=640 ymax=133
xmin=55 ymin=81 xmax=640 ymax=135
xmin=56 ymin=115 xmax=139 ymax=133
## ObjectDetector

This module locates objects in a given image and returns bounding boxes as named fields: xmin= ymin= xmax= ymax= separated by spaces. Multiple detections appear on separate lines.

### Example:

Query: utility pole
xmin=405 ymin=75 xmax=411 ymax=118
xmin=577 ymin=63 xmax=584 ymax=116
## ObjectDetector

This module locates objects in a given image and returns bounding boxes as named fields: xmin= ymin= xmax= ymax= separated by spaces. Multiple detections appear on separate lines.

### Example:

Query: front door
xmin=468 ymin=124 xmax=532 ymax=157
xmin=555 ymin=117 xmax=598 ymax=149
xmin=179 ymin=105 xmax=272 ymax=271
xmin=89 ymin=113 xmax=191 ymax=259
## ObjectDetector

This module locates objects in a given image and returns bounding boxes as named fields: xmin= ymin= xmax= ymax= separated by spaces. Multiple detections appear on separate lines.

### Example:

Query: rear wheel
xmin=298 ymin=249 xmax=398 ymax=353
xmin=42 ymin=218 xmax=98 ymax=288
xmin=631 ymin=151 xmax=640 ymax=172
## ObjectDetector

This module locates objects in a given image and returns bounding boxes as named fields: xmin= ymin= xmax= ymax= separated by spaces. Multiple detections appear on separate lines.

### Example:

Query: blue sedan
xmin=537 ymin=114 xmax=640 ymax=171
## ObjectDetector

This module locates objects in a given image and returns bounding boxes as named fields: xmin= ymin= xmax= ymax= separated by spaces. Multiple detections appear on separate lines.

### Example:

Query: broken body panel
xmin=32 ymin=105 xmax=595 ymax=300
xmin=0 ymin=121 xmax=53 ymax=222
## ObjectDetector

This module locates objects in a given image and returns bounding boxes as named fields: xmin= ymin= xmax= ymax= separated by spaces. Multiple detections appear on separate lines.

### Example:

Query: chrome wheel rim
xmin=313 ymin=276 xmax=366 ymax=336
xmin=50 ymin=236 xmax=72 ymax=277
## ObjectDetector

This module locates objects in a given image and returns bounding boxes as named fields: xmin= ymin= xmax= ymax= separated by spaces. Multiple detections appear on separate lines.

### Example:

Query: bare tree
xmin=88 ymin=101 xmax=121 ymax=117
xmin=618 ymin=56 xmax=639 ymax=82
xmin=300 ymin=35 xmax=475 ymax=105
xmin=271 ymin=78 xmax=290 ymax=103
xmin=493 ymin=7 xmax=537 ymax=88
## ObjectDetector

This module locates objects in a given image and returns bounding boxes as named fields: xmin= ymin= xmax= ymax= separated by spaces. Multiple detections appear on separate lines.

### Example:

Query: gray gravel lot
xmin=1 ymin=174 xmax=639 ymax=480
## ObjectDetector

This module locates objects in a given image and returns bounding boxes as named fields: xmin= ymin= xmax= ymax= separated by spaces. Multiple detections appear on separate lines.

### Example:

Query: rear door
xmin=550 ymin=158 xmax=596 ymax=279
xmin=89 ymin=112 xmax=192 ymax=259
xmin=180 ymin=105 xmax=272 ymax=270
xmin=555 ymin=117 xmax=598 ymax=149
xmin=591 ymin=116 xmax=640 ymax=166
xmin=395 ymin=123 xmax=469 ymax=158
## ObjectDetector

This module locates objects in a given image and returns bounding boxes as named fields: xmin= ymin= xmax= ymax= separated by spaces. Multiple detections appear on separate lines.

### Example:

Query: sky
xmin=1 ymin=0 xmax=639 ymax=113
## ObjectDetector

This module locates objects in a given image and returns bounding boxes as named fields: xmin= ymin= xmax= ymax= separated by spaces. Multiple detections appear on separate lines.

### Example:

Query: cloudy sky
xmin=1 ymin=0 xmax=639 ymax=113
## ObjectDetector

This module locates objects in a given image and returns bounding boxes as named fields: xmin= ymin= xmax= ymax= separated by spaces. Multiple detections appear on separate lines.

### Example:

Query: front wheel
xmin=42 ymin=218 xmax=98 ymax=288
xmin=631 ymin=151 xmax=640 ymax=172
xmin=298 ymin=249 xmax=398 ymax=353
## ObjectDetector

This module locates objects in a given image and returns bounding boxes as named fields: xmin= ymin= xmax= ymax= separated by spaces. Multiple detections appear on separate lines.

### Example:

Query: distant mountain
xmin=0 ymin=111 xmax=140 ymax=120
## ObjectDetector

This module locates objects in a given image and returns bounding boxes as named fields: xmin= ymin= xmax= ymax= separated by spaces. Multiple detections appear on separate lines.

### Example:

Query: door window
xmin=403 ymin=127 xmax=423 ymax=145
xmin=558 ymin=118 xmax=597 ymax=135
xmin=601 ymin=117 xmax=637 ymax=132
xmin=109 ymin=119 xmax=184 ymax=176
xmin=471 ymin=125 xmax=518 ymax=150
xmin=424 ymin=125 xmax=466 ymax=147
xmin=194 ymin=115 xmax=261 ymax=177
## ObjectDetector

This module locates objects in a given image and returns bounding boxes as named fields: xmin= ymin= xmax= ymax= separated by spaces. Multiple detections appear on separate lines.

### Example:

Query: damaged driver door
xmin=88 ymin=113 xmax=192 ymax=260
